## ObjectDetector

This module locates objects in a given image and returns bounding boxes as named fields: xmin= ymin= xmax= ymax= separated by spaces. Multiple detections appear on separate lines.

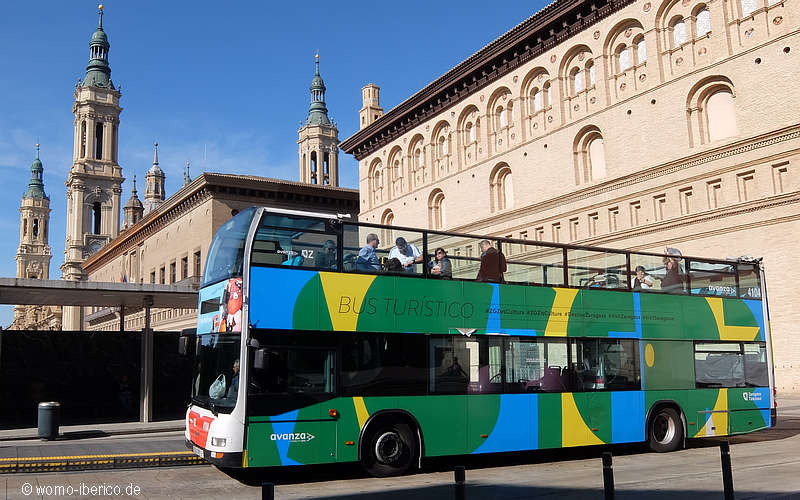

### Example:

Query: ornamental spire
xmin=82 ymin=5 xmax=114 ymax=89
xmin=25 ymin=144 xmax=48 ymax=199
xmin=305 ymin=53 xmax=330 ymax=126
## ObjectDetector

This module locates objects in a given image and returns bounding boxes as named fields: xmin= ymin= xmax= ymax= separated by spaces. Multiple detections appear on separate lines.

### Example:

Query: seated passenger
xmin=356 ymin=233 xmax=381 ymax=271
xmin=314 ymin=239 xmax=337 ymax=270
xmin=389 ymin=237 xmax=423 ymax=273
xmin=631 ymin=265 xmax=654 ymax=290
xmin=428 ymin=247 xmax=453 ymax=278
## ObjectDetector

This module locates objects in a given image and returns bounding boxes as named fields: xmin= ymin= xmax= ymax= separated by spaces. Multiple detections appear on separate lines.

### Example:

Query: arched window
xmin=696 ymin=8 xmax=711 ymax=37
xmin=466 ymin=122 xmax=475 ymax=142
xmin=33 ymin=219 xmax=39 ymax=238
xmin=497 ymin=106 xmax=506 ymax=129
xmin=573 ymin=127 xmax=607 ymax=184
xmin=93 ymin=202 xmax=102 ymax=234
xmin=80 ymin=121 xmax=87 ymax=158
xmin=587 ymin=61 xmax=596 ymax=87
xmin=543 ymin=82 xmax=551 ymax=106
xmin=617 ymin=45 xmax=631 ymax=72
xmin=706 ymin=90 xmax=738 ymax=142
xmin=369 ymin=160 xmax=384 ymax=206
xmin=634 ymin=35 xmax=647 ymax=64
xmin=415 ymin=148 xmax=423 ymax=169
xmin=672 ymin=17 xmax=687 ymax=46
xmin=572 ymin=68 xmax=584 ymax=94
xmin=741 ymin=0 xmax=757 ymax=16
xmin=428 ymin=189 xmax=446 ymax=230
xmin=490 ymin=165 xmax=514 ymax=212
xmin=23 ymin=219 xmax=27 ymax=237
xmin=588 ymin=137 xmax=607 ymax=180
xmin=532 ymin=88 xmax=543 ymax=113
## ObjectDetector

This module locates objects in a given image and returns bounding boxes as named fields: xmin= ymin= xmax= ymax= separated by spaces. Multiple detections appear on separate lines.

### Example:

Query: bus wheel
xmin=648 ymin=407 xmax=683 ymax=452
xmin=362 ymin=421 xmax=417 ymax=477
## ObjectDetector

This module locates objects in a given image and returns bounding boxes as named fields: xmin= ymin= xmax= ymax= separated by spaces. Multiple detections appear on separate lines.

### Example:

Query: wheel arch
xmin=357 ymin=409 xmax=424 ymax=468
xmin=645 ymin=399 xmax=688 ymax=447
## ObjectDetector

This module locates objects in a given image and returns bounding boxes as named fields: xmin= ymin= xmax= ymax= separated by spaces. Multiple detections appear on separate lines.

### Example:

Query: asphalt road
xmin=4 ymin=403 xmax=800 ymax=500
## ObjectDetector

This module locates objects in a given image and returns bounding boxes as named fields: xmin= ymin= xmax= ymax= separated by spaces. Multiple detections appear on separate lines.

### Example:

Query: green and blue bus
xmin=185 ymin=206 xmax=776 ymax=476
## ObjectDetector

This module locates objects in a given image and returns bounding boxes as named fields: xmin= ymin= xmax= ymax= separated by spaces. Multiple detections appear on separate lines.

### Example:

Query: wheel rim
xmin=653 ymin=413 xmax=676 ymax=444
xmin=374 ymin=431 xmax=404 ymax=465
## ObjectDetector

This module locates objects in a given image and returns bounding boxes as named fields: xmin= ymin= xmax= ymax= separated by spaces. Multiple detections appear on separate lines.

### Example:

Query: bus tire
xmin=648 ymin=407 xmax=683 ymax=452
xmin=361 ymin=421 xmax=417 ymax=477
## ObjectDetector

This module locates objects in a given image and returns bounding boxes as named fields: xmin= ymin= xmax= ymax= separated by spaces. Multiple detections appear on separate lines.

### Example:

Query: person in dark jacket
xmin=477 ymin=240 xmax=507 ymax=282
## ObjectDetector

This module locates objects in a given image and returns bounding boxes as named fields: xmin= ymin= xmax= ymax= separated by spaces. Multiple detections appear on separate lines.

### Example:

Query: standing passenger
xmin=477 ymin=240 xmax=507 ymax=283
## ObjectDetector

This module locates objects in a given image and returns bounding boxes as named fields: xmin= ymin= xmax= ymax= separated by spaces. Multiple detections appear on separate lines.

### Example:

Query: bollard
xmin=602 ymin=452 xmax=615 ymax=500
xmin=262 ymin=482 xmax=274 ymax=500
xmin=720 ymin=441 xmax=734 ymax=500
xmin=454 ymin=465 xmax=465 ymax=500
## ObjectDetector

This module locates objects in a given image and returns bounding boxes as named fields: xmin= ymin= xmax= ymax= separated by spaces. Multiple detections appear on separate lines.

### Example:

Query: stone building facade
xmin=341 ymin=0 xmax=800 ymax=392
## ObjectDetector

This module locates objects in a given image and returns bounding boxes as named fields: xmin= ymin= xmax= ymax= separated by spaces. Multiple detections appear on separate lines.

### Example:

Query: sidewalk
xmin=0 ymin=419 xmax=184 ymax=442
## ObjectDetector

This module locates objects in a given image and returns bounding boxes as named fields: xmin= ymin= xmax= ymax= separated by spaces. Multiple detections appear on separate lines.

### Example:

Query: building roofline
xmin=340 ymin=0 xmax=633 ymax=159
xmin=82 ymin=172 xmax=358 ymax=272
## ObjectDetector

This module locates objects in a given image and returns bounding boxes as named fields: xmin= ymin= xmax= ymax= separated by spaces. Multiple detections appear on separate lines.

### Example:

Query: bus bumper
xmin=771 ymin=407 xmax=778 ymax=427
xmin=186 ymin=439 xmax=243 ymax=468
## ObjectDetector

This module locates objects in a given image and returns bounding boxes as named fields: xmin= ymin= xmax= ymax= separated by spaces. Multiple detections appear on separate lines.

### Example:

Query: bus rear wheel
xmin=362 ymin=421 xmax=417 ymax=477
xmin=648 ymin=407 xmax=683 ymax=452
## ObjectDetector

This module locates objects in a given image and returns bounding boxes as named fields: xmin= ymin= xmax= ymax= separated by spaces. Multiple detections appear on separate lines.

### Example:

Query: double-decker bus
xmin=185 ymin=206 xmax=776 ymax=476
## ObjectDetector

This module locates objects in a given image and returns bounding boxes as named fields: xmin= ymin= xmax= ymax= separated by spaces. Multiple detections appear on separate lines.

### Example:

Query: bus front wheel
xmin=648 ymin=407 xmax=683 ymax=452
xmin=362 ymin=421 xmax=417 ymax=477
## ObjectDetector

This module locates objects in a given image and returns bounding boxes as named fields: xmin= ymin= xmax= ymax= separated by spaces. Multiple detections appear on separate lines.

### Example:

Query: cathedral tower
xmin=122 ymin=174 xmax=144 ymax=229
xmin=143 ymin=142 xmax=165 ymax=215
xmin=62 ymin=6 xmax=124 ymax=329
xmin=13 ymin=146 xmax=54 ymax=325
xmin=298 ymin=54 xmax=339 ymax=186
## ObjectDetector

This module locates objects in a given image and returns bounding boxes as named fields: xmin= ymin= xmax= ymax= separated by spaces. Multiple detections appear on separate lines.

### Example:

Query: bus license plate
xmin=192 ymin=445 xmax=204 ymax=458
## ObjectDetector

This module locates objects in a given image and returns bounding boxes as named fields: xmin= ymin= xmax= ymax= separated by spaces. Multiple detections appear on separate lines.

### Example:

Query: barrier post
xmin=262 ymin=482 xmax=274 ymax=500
xmin=602 ymin=452 xmax=615 ymax=500
xmin=720 ymin=441 xmax=734 ymax=500
xmin=454 ymin=465 xmax=465 ymax=500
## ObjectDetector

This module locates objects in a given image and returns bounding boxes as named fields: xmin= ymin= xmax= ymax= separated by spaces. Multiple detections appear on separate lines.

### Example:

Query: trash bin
xmin=37 ymin=401 xmax=60 ymax=440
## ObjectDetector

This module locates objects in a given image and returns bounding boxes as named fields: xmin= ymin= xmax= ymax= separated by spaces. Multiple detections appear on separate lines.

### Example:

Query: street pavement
xmin=2 ymin=398 xmax=799 ymax=499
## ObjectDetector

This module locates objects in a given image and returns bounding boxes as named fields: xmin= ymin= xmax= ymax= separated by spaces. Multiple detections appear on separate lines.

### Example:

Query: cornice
xmin=448 ymin=124 xmax=800 ymax=234
xmin=340 ymin=0 xmax=635 ymax=159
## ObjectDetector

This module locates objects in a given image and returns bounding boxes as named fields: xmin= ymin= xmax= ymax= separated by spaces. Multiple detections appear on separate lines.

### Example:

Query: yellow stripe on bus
xmin=353 ymin=397 xmax=370 ymax=429
xmin=545 ymin=288 xmax=579 ymax=337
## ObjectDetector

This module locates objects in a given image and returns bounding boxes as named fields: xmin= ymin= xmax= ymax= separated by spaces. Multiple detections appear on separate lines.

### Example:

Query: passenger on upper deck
xmin=428 ymin=247 xmax=453 ymax=278
xmin=477 ymin=240 xmax=507 ymax=283
xmin=631 ymin=266 xmax=654 ymax=290
xmin=661 ymin=247 xmax=685 ymax=292
xmin=314 ymin=239 xmax=337 ymax=270
xmin=357 ymin=233 xmax=381 ymax=271
xmin=389 ymin=237 xmax=423 ymax=273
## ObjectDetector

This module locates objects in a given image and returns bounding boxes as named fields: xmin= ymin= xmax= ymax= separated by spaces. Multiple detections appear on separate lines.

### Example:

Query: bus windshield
xmin=202 ymin=207 xmax=257 ymax=287
xmin=191 ymin=333 xmax=241 ymax=414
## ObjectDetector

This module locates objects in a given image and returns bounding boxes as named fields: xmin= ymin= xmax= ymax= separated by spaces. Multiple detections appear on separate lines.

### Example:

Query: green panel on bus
xmin=642 ymin=341 xmax=695 ymax=390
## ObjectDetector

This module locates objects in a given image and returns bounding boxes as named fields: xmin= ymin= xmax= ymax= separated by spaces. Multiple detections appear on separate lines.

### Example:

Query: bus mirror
xmin=178 ymin=335 xmax=191 ymax=356
xmin=254 ymin=348 xmax=269 ymax=370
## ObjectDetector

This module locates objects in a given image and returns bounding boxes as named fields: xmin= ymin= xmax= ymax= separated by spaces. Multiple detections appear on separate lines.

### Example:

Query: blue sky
xmin=0 ymin=1 xmax=549 ymax=327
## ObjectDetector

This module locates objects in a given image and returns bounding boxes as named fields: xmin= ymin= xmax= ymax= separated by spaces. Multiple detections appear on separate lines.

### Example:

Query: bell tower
xmin=298 ymin=54 xmax=339 ymax=186
xmin=62 ymin=5 xmax=124 ymax=330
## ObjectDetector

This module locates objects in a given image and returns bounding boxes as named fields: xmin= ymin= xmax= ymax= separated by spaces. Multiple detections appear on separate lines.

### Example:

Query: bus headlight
xmin=210 ymin=437 xmax=227 ymax=447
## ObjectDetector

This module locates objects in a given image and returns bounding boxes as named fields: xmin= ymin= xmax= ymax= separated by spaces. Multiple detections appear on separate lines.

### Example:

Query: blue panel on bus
xmin=611 ymin=391 xmax=645 ymax=443
xmin=743 ymin=300 xmax=765 ymax=341
xmin=608 ymin=293 xmax=643 ymax=338
xmin=473 ymin=394 xmax=538 ymax=454
xmin=269 ymin=409 xmax=302 ymax=466
xmin=249 ymin=268 xmax=318 ymax=330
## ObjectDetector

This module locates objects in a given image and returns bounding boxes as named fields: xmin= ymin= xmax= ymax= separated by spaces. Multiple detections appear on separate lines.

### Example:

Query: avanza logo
xmin=270 ymin=432 xmax=315 ymax=443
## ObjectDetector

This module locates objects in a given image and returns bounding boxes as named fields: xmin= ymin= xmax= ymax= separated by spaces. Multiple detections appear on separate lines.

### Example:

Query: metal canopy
xmin=0 ymin=278 xmax=198 ymax=308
